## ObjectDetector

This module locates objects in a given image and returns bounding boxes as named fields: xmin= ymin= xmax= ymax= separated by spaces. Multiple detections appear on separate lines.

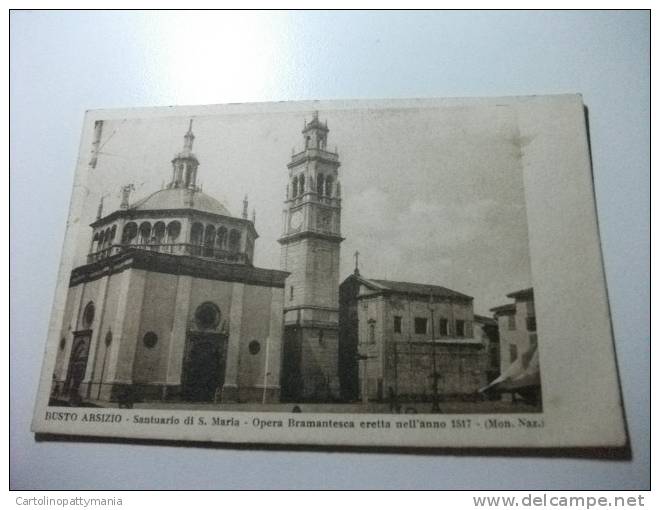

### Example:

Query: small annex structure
xmin=50 ymin=120 xmax=289 ymax=405
xmin=338 ymin=272 xmax=490 ymax=403
xmin=481 ymin=287 xmax=541 ymax=404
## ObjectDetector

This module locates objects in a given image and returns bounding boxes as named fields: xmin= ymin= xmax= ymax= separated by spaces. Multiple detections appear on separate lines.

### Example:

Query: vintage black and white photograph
xmin=45 ymin=103 xmax=541 ymax=415
xmin=30 ymin=96 xmax=626 ymax=449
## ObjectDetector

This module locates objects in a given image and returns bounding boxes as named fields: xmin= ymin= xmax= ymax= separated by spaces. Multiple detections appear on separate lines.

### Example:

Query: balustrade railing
xmin=290 ymin=147 xmax=338 ymax=164
xmin=87 ymin=243 xmax=249 ymax=265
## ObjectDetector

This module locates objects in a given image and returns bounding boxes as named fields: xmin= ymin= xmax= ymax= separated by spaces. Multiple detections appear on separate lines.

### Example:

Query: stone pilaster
xmin=56 ymin=283 xmax=85 ymax=381
xmin=165 ymin=275 xmax=193 ymax=393
xmin=221 ymin=282 xmax=244 ymax=402
xmin=104 ymin=268 xmax=146 ymax=387
xmin=82 ymin=274 xmax=110 ymax=396
xmin=261 ymin=286 xmax=284 ymax=403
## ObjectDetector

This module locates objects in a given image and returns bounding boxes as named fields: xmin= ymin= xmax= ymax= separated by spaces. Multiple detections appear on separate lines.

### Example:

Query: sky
xmin=74 ymin=103 xmax=532 ymax=316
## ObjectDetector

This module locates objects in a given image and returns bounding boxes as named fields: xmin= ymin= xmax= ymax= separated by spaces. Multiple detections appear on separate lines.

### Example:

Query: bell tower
xmin=278 ymin=112 xmax=343 ymax=402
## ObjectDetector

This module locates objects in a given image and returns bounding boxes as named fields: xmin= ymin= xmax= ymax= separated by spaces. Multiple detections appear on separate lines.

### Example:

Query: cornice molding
xmin=69 ymin=249 xmax=288 ymax=289
xmin=277 ymin=230 xmax=344 ymax=245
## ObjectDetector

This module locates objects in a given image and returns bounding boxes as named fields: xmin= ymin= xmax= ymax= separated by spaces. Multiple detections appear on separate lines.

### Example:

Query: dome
xmin=130 ymin=188 xmax=232 ymax=217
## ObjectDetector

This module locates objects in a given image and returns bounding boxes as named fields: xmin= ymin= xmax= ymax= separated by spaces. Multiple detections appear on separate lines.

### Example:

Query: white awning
xmin=479 ymin=344 xmax=540 ymax=393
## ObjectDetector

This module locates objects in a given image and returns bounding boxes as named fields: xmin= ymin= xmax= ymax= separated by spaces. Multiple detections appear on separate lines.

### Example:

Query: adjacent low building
xmin=486 ymin=287 xmax=540 ymax=403
xmin=474 ymin=314 xmax=500 ymax=385
xmin=338 ymin=272 xmax=490 ymax=402
xmin=491 ymin=288 xmax=537 ymax=374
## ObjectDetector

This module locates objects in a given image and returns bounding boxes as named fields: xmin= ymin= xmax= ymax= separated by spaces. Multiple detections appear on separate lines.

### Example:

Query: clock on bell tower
xmin=278 ymin=112 xmax=343 ymax=402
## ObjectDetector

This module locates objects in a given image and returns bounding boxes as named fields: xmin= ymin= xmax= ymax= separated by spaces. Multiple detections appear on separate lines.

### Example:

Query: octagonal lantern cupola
xmin=169 ymin=119 xmax=200 ymax=189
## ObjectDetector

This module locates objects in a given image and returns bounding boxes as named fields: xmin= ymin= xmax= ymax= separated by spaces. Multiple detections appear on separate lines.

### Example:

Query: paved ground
xmin=84 ymin=399 xmax=541 ymax=414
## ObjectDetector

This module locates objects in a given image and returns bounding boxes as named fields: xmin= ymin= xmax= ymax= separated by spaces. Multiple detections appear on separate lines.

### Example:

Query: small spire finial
xmin=183 ymin=118 xmax=195 ymax=151
xmin=96 ymin=196 xmax=104 ymax=220
xmin=120 ymin=184 xmax=134 ymax=210
xmin=354 ymin=250 xmax=360 ymax=276
xmin=252 ymin=208 xmax=256 ymax=223
xmin=242 ymin=194 xmax=248 ymax=219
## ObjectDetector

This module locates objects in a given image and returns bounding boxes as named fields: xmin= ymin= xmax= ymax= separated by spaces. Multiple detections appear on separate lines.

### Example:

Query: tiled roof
xmin=474 ymin=314 xmax=497 ymax=325
xmin=361 ymin=277 xmax=472 ymax=300
xmin=490 ymin=303 xmax=516 ymax=314
xmin=506 ymin=287 xmax=534 ymax=300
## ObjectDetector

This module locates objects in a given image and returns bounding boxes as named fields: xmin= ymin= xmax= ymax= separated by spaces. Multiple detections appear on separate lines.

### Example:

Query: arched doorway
xmin=181 ymin=334 xmax=227 ymax=402
xmin=64 ymin=332 xmax=91 ymax=401
xmin=181 ymin=303 xmax=228 ymax=402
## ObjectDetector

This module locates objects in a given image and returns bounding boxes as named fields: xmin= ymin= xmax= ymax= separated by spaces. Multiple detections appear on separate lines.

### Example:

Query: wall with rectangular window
xmin=393 ymin=315 xmax=402 ymax=333
xmin=455 ymin=319 xmax=465 ymax=337
xmin=509 ymin=344 xmax=518 ymax=363
xmin=414 ymin=317 xmax=427 ymax=335
xmin=439 ymin=318 xmax=448 ymax=336
xmin=507 ymin=314 xmax=516 ymax=331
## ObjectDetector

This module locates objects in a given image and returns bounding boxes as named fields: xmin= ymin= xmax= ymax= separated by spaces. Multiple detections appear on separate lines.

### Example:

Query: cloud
xmin=342 ymin=188 xmax=510 ymax=288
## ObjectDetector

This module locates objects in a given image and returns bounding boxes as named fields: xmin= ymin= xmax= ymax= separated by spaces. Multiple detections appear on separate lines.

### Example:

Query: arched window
xmin=203 ymin=224 xmax=216 ymax=257
xmin=98 ymin=229 xmax=107 ymax=251
xmin=122 ymin=222 xmax=137 ymax=244
xmin=317 ymin=174 xmax=325 ymax=196
xmin=138 ymin=222 xmax=151 ymax=245
xmin=104 ymin=226 xmax=115 ymax=253
xmin=166 ymin=221 xmax=181 ymax=243
xmin=299 ymin=174 xmax=305 ymax=194
xmin=82 ymin=301 xmax=95 ymax=329
xmin=325 ymin=175 xmax=333 ymax=197
xmin=292 ymin=176 xmax=298 ymax=198
xmin=153 ymin=222 xmax=166 ymax=245
xmin=184 ymin=163 xmax=192 ymax=187
xmin=216 ymin=226 xmax=227 ymax=250
xmin=92 ymin=232 xmax=100 ymax=253
xmin=190 ymin=223 xmax=204 ymax=256
xmin=194 ymin=302 xmax=221 ymax=330
xmin=228 ymin=229 xmax=241 ymax=253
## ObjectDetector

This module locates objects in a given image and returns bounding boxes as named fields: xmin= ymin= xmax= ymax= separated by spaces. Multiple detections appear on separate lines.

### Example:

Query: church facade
xmin=50 ymin=122 xmax=289 ymax=404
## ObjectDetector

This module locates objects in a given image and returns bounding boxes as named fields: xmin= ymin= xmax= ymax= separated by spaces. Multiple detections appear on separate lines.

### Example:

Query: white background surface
xmin=10 ymin=10 xmax=649 ymax=489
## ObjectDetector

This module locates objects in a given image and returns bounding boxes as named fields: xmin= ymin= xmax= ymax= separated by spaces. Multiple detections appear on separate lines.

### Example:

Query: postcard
xmin=30 ymin=95 xmax=627 ymax=451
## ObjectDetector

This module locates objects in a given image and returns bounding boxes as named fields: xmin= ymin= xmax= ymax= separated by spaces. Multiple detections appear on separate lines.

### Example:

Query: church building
xmin=338 ymin=271 xmax=490 ymax=402
xmin=50 ymin=121 xmax=289 ymax=404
